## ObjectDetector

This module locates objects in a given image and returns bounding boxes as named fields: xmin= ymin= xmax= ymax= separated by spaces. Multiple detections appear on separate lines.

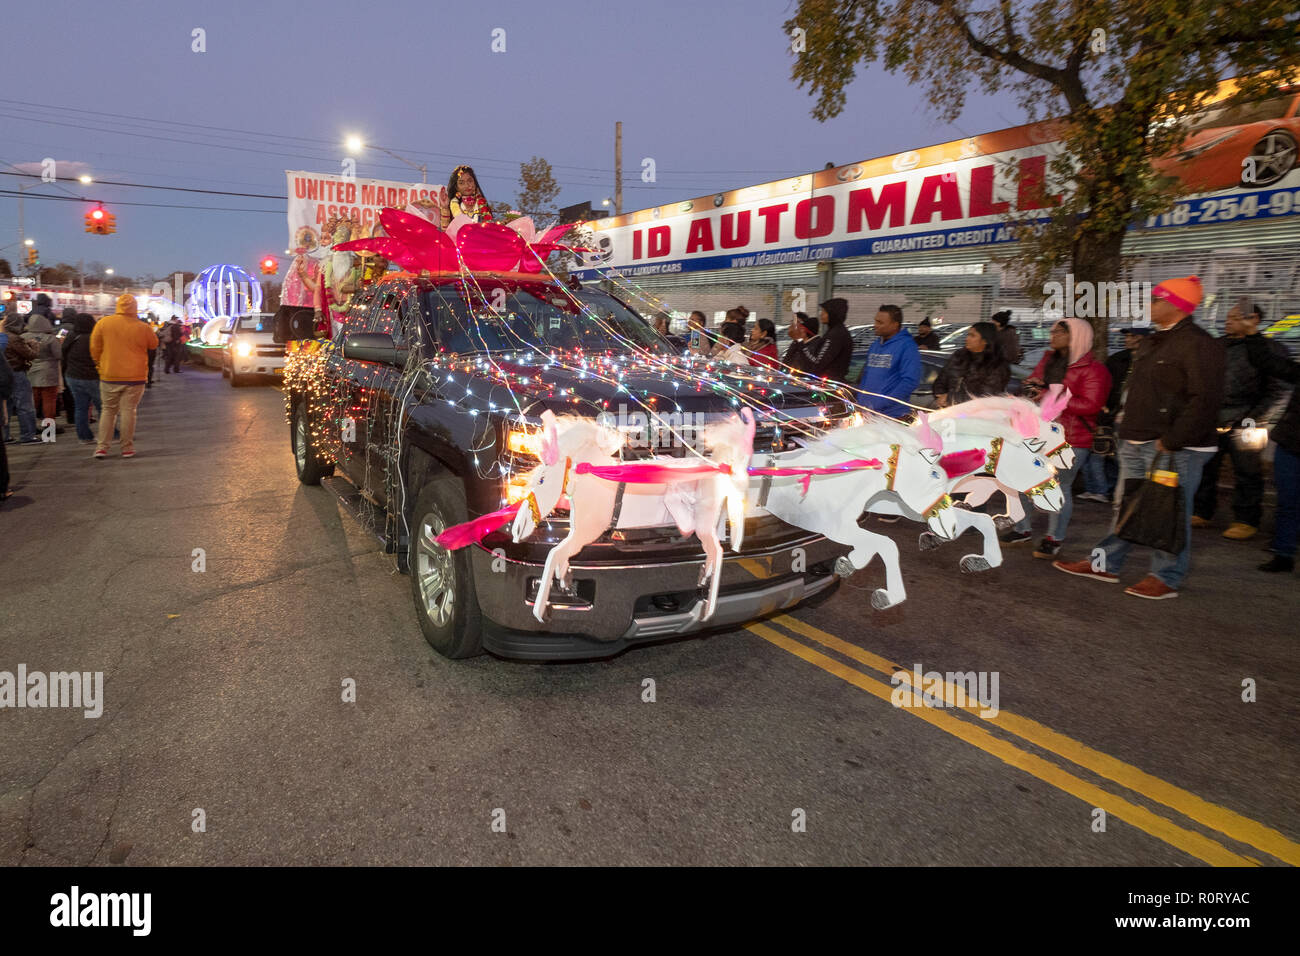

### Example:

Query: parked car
xmin=279 ymin=273 xmax=855 ymax=661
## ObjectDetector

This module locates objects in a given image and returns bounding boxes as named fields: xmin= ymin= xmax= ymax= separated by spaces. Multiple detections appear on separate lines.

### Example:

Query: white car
xmin=221 ymin=314 xmax=286 ymax=386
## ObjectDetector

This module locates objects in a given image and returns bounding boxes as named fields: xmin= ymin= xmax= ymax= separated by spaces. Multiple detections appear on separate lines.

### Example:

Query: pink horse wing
xmin=575 ymin=462 xmax=729 ymax=482
xmin=434 ymin=502 xmax=523 ymax=550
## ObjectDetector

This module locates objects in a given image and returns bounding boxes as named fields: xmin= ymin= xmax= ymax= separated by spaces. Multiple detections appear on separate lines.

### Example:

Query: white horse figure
xmin=751 ymin=416 xmax=961 ymax=611
xmin=511 ymin=409 xmax=756 ymax=623
xmin=892 ymin=406 xmax=1065 ymax=570
xmin=930 ymin=390 xmax=1072 ymax=528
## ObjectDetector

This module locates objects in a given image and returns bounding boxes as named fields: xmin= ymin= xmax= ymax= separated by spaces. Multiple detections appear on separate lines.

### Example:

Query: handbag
xmin=1116 ymin=452 xmax=1186 ymax=553
xmin=1091 ymin=424 xmax=1116 ymax=457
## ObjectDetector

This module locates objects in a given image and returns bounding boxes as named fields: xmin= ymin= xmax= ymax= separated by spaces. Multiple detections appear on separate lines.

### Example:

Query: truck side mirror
xmin=343 ymin=333 xmax=409 ymax=367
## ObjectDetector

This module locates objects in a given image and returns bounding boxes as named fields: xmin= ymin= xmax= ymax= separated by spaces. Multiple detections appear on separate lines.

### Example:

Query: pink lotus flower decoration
xmin=334 ymin=207 xmax=576 ymax=274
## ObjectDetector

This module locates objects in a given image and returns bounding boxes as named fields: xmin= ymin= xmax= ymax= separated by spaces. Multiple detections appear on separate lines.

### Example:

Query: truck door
xmin=360 ymin=287 xmax=413 ymax=507
xmin=332 ymin=287 xmax=383 ymax=489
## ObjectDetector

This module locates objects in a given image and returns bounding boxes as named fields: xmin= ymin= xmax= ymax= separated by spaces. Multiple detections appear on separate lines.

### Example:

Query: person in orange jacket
xmin=89 ymin=294 xmax=158 ymax=459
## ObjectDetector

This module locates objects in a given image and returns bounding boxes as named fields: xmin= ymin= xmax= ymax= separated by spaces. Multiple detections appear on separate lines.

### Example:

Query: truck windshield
xmin=423 ymin=283 xmax=667 ymax=355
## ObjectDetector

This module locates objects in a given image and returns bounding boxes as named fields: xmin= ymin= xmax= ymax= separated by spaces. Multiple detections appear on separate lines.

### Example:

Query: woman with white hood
xmin=23 ymin=313 xmax=62 ymax=427
xmin=1003 ymin=317 xmax=1112 ymax=557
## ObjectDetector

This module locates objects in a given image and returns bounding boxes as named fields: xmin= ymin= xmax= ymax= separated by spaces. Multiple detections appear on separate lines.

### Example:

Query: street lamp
xmin=24 ymin=238 xmax=34 ymax=246
xmin=78 ymin=174 xmax=93 ymax=184
xmin=344 ymin=134 xmax=427 ymax=183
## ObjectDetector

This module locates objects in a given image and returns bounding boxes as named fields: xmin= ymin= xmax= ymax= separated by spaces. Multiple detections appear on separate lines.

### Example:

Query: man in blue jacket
xmin=859 ymin=304 xmax=921 ymax=418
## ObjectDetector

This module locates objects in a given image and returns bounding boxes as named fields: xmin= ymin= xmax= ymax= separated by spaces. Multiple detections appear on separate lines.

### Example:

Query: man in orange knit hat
xmin=90 ymin=293 xmax=159 ymax=459
xmin=1054 ymin=275 xmax=1225 ymax=599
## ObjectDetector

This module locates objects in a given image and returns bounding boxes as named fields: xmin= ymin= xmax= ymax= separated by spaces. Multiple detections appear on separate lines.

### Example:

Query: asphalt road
xmin=1 ymin=365 xmax=1296 ymax=866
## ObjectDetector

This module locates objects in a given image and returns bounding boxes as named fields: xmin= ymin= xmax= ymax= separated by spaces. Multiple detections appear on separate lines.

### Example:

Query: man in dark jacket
xmin=4 ymin=315 xmax=39 ymax=444
xmin=1243 ymin=334 xmax=1300 ymax=572
xmin=62 ymin=313 xmax=102 ymax=443
xmin=808 ymin=298 xmax=852 ymax=383
xmin=992 ymin=310 xmax=1023 ymax=365
xmin=1192 ymin=299 xmax=1290 ymax=540
xmin=1055 ymin=276 xmax=1226 ymax=600
xmin=782 ymin=312 xmax=821 ymax=373
xmin=914 ymin=317 xmax=941 ymax=351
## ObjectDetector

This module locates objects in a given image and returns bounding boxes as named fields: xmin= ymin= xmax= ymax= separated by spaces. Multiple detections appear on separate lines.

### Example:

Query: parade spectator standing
xmin=992 ymin=310 xmax=1023 ymax=365
xmin=0 ymin=351 xmax=11 ymax=502
xmin=1243 ymin=334 xmax=1300 ymax=573
xmin=24 ymin=314 xmax=62 ymax=426
xmin=1191 ymin=298 xmax=1290 ymax=540
xmin=4 ymin=315 xmax=39 ymax=444
xmin=1079 ymin=327 xmax=1149 ymax=502
xmin=1054 ymin=276 xmax=1225 ymax=600
xmin=859 ymin=304 xmax=921 ymax=418
xmin=748 ymin=319 xmax=780 ymax=368
xmin=686 ymin=311 xmax=716 ymax=358
xmin=62 ymin=313 xmax=102 ymax=444
xmin=932 ymin=323 xmax=1011 ymax=406
xmin=90 ymin=294 xmax=158 ymax=459
xmin=161 ymin=318 xmax=185 ymax=373
xmin=1006 ymin=319 xmax=1112 ymax=555
xmin=783 ymin=312 xmax=821 ymax=373
xmin=59 ymin=307 xmax=78 ymax=421
xmin=808 ymin=298 xmax=853 ymax=383
xmin=914 ymin=317 xmax=941 ymax=351
xmin=715 ymin=324 xmax=751 ymax=366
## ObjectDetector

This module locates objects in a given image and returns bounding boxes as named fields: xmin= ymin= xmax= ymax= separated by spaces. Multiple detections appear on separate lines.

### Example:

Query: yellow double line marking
xmin=748 ymin=614 xmax=1300 ymax=867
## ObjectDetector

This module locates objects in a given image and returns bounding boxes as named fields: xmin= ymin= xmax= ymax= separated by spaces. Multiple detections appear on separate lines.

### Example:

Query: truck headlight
xmin=234 ymin=341 xmax=253 ymax=358
xmin=506 ymin=427 xmax=542 ymax=458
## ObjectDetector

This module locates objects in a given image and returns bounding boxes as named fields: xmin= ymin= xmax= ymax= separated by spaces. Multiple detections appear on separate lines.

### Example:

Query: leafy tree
xmin=0 ymin=258 xmax=12 ymax=278
xmin=516 ymin=156 xmax=560 ymax=226
xmin=785 ymin=0 xmax=1300 ymax=350
xmin=41 ymin=262 xmax=79 ymax=286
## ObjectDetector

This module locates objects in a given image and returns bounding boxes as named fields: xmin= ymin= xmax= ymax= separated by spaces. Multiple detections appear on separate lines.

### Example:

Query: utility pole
xmin=614 ymin=121 xmax=622 ymax=216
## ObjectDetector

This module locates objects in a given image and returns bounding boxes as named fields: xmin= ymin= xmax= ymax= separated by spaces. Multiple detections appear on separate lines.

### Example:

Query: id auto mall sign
xmin=573 ymin=112 xmax=1300 ymax=279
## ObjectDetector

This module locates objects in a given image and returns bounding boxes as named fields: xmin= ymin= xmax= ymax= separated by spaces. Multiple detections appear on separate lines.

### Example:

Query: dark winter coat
xmin=808 ymin=299 xmax=853 ymax=382
xmin=1243 ymin=336 xmax=1300 ymax=454
xmin=1117 ymin=318 xmax=1225 ymax=450
xmin=4 ymin=317 xmax=36 ymax=372
xmin=1219 ymin=334 xmax=1291 ymax=426
xmin=934 ymin=348 xmax=1011 ymax=404
xmin=62 ymin=314 xmax=100 ymax=381
xmin=782 ymin=335 xmax=821 ymax=374
xmin=1099 ymin=348 xmax=1136 ymax=425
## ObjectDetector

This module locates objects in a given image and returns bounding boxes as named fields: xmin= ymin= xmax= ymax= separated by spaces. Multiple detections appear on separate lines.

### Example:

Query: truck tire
xmin=292 ymin=398 xmax=334 ymax=485
xmin=409 ymin=476 xmax=483 ymax=659
xmin=230 ymin=371 xmax=244 ymax=387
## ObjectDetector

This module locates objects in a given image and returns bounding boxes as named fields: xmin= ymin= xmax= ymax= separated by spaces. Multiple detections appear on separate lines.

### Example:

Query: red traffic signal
xmin=85 ymin=206 xmax=112 ymax=235
xmin=260 ymin=256 xmax=278 ymax=275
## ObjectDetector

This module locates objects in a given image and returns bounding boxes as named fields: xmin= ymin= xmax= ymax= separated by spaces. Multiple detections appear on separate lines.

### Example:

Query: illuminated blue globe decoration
xmin=188 ymin=264 xmax=263 ymax=324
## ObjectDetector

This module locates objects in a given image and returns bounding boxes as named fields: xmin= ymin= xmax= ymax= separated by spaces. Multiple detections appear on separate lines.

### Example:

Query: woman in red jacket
xmin=1004 ymin=317 xmax=1112 ymax=558
xmin=748 ymin=318 xmax=781 ymax=368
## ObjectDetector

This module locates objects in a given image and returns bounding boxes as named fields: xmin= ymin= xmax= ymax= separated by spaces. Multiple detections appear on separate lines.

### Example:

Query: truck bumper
xmin=470 ymin=534 xmax=848 ymax=660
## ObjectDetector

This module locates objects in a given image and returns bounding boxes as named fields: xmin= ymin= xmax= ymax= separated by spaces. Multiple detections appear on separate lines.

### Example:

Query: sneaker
xmin=93 ymin=450 xmax=108 ymax=459
xmin=1077 ymin=492 xmax=1109 ymax=503
xmin=1052 ymin=558 xmax=1119 ymax=583
xmin=1033 ymin=537 xmax=1062 ymax=559
xmin=19 ymin=437 xmax=41 ymax=445
xmin=1125 ymin=575 xmax=1178 ymax=600
xmin=999 ymin=529 xmax=1033 ymax=545
xmin=121 ymin=450 xmax=135 ymax=459
xmin=1259 ymin=555 xmax=1295 ymax=573
xmin=78 ymin=439 xmax=95 ymax=445
xmin=1190 ymin=515 xmax=1212 ymax=528
xmin=1222 ymin=522 xmax=1257 ymax=541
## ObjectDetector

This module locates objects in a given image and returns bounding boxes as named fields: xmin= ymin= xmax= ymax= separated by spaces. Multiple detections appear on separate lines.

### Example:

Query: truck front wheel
xmin=292 ymin=398 xmax=334 ymax=485
xmin=409 ymin=477 xmax=484 ymax=659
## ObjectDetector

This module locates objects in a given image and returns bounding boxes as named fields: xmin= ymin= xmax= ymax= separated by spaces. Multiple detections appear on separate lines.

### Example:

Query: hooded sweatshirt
xmin=22 ymin=315 xmax=62 ymax=388
xmin=62 ymin=314 xmax=100 ymax=381
xmin=808 ymin=298 xmax=853 ymax=382
xmin=933 ymin=322 xmax=1011 ymax=403
xmin=90 ymin=294 xmax=159 ymax=384
xmin=859 ymin=328 xmax=921 ymax=417
xmin=1028 ymin=318 xmax=1111 ymax=449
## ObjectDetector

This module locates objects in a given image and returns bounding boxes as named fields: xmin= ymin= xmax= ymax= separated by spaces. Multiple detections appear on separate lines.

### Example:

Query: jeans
xmin=67 ymin=377 xmax=102 ymax=442
xmin=7 ymin=370 xmax=37 ymax=441
xmin=1193 ymin=432 xmax=1264 ymax=526
xmin=1093 ymin=441 xmax=1215 ymax=588
xmin=1016 ymin=447 xmax=1091 ymax=541
xmin=164 ymin=342 xmax=183 ymax=373
xmin=1272 ymin=445 xmax=1299 ymax=559
xmin=98 ymin=383 xmax=145 ymax=453
xmin=1082 ymin=450 xmax=1116 ymax=497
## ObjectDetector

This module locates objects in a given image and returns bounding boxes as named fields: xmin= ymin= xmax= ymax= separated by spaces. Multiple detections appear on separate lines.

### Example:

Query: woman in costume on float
xmin=442 ymin=165 xmax=494 ymax=226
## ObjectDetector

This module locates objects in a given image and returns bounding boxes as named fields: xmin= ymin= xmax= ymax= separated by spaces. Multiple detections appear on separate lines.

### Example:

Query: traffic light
xmin=84 ymin=206 xmax=115 ymax=235
xmin=260 ymin=256 xmax=278 ymax=275
xmin=26 ymin=247 xmax=38 ymax=267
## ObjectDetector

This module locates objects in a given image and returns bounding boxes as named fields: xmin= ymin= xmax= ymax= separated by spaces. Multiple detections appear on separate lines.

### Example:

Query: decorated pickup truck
xmin=278 ymin=208 xmax=1065 ymax=661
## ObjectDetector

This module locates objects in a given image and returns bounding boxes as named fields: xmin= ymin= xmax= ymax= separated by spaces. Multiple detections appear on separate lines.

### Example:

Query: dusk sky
xmin=2 ymin=0 xmax=1031 ymax=281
